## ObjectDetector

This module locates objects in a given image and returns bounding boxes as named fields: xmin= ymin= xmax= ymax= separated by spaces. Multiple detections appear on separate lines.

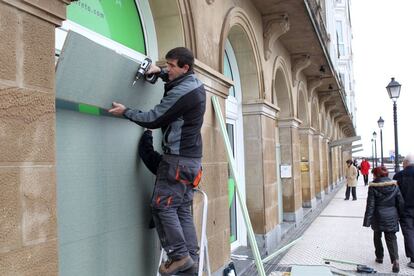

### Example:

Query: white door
xmin=224 ymin=40 xmax=247 ymax=250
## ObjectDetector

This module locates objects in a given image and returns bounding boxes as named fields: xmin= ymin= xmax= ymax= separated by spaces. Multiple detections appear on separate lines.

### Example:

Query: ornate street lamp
xmin=386 ymin=77 xmax=402 ymax=172
xmin=373 ymin=131 xmax=378 ymax=167
xmin=371 ymin=138 xmax=375 ymax=168
xmin=377 ymin=117 xmax=384 ymax=166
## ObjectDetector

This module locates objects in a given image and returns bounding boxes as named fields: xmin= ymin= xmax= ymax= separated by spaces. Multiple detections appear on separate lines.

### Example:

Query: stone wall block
xmin=30 ymin=0 xmax=69 ymax=20
xmin=249 ymin=210 xmax=264 ymax=234
xmin=264 ymin=182 xmax=277 ymax=209
xmin=0 ymin=3 xmax=18 ymax=83
xmin=200 ymin=164 xmax=222 ymax=200
xmin=246 ymin=184 xmax=264 ymax=210
xmin=208 ymin=232 xmax=229 ymax=272
xmin=243 ymin=115 xmax=261 ymax=139
xmin=215 ymin=197 xmax=230 ymax=233
xmin=201 ymin=126 xmax=214 ymax=162
xmin=206 ymin=199 xmax=216 ymax=238
xmin=206 ymin=197 xmax=229 ymax=246
xmin=262 ymin=139 xmax=275 ymax=161
xmin=22 ymin=13 xmax=55 ymax=90
xmin=262 ymin=116 xmax=276 ymax=139
xmin=218 ymin=164 xmax=230 ymax=198
xmin=0 ymin=169 xmax=21 ymax=253
xmin=203 ymin=93 xmax=215 ymax=127
xmin=244 ymin=141 xmax=262 ymax=163
xmin=265 ymin=206 xmax=278 ymax=232
xmin=202 ymin=124 xmax=226 ymax=165
xmin=0 ymin=239 xmax=58 ymax=276
xmin=282 ymin=179 xmax=295 ymax=211
xmin=0 ymin=88 xmax=55 ymax=162
xmin=21 ymin=167 xmax=57 ymax=245
xmin=263 ymin=161 xmax=276 ymax=187
xmin=245 ymin=159 xmax=263 ymax=188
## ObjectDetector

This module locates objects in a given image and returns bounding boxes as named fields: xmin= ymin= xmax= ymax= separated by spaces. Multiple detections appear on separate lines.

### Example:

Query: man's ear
xmin=183 ymin=64 xmax=190 ymax=73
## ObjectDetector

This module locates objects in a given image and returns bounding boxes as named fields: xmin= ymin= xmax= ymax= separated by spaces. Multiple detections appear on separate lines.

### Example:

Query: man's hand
xmin=108 ymin=102 xmax=126 ymax=116
xmin=146 ymin=63 xmax=161 ymax=75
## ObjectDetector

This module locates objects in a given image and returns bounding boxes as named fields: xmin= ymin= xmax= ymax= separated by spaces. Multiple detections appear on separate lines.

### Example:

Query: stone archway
xmin=219 ymin=7 xmax=264 ymax=101
xmin=297 ymin=86 xmax=315 ymax=209
xmin=310 ymin=96 xmax=324 ymax=200
xmin=273 ymin=57 xmax=303 ymax=223
xmin=218 ymin=7 xmax=279 ymax=253
xmin=149 ymin=0 xmax=187 ymax=58
xmin=274 ymin=67 xmax=293 ymax=117
xmin=319 ymin=108 xmax=329 ymax=193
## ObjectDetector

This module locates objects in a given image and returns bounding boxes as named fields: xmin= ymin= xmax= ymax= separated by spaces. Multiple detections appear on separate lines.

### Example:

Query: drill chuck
xmin=133 ymin=57 xmax=158 ymax=85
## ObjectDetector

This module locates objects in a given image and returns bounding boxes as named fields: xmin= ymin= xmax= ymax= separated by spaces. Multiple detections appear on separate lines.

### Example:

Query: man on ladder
xmin=109 ymin=47 xmax=206 ymax=276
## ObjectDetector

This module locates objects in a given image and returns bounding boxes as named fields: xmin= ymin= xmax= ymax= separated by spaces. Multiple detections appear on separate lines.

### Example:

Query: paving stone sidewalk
xmin=277 ymin=176 xmax=413 ymax=275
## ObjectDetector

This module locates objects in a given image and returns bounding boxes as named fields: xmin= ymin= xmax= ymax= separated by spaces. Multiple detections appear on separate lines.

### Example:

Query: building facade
xmin=0 ymin=0 xmax=356 ymax=275
xmin=326 ymin=0 xmax=357 ymax=126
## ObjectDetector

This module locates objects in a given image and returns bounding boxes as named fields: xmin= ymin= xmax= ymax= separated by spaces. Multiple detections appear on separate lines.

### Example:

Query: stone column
xmin=299 ymin=127 xmax=316 ymax=208
xmin=322 ymin=137 xmax=330 ymax=193
xmin=333 ymin=147 xmax=338 ymax=186
xmin=193 ymin=60 xmax=233 ymax=271
xmin=313 ymin=132 xmax=324 ymax=200
xmin=243 ymin=100 xmax=280 ymax=253
xmin=336 ymin=147 xmax=341 ymax=183
xmin=278 ymin=118 xmax=303 ymax=222
xmin=339 ymin=146 xmax=344 ymax=180
xmin=342 ymin=149 xmax=352 ymax=180
xmin=0 ymin=0 xmax=72 ymax=274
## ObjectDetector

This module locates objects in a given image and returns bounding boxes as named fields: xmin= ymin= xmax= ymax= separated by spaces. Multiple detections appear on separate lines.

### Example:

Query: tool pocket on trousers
xmin=174 ymin=162 xmax=202 ymax=187
xmin=151 ymin=190 xmax=175 ymax=209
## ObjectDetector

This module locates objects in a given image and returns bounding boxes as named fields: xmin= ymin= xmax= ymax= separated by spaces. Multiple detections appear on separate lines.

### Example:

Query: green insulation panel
xmin=56 ymin=31 xmax=163 ymax=276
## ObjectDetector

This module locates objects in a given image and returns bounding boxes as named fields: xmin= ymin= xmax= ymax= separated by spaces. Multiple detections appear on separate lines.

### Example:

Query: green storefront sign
xmin=67 ymin=0 xmax=146 ymax=54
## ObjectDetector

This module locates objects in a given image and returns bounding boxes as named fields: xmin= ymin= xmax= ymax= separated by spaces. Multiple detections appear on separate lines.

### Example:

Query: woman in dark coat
xmin=363 ymin=166 xmax=404 ymax=273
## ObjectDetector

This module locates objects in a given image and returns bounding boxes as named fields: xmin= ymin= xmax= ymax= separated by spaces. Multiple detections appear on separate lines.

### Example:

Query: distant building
xmin=326 ymin=0 xmax=357 ymax=128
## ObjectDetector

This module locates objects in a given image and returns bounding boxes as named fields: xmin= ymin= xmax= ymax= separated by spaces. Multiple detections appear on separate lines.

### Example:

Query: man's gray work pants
xmin=151 ymin=154 xmax=201 ymax=261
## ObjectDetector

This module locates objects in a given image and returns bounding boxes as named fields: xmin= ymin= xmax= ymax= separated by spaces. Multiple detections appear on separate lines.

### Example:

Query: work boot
xmin=375 ymin=258 xmax=383 ymax=264
xmin=392 ymin=260 xmax=400 ymax=273
xmin=159 ymin=256 xmax=194 ymax=276
xmin=176 ymin=262 xmax=199 ymax=275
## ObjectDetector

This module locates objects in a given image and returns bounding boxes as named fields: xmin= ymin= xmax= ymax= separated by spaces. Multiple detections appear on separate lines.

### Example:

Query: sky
xmin=350 ymin=0 xmax=414 ymax=158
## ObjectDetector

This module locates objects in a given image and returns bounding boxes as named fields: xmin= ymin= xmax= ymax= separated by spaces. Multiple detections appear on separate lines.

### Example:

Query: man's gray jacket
xmin=123 ymin=71 xmax=206 ymax=158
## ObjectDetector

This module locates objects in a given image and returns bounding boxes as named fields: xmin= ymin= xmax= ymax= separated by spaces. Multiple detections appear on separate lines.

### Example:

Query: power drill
xmin=132 ymin=57 xmax=158 ymax=85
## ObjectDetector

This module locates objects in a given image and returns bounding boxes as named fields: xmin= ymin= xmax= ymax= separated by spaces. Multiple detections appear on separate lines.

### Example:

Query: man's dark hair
xmin=165 ymin=47 xmax=194 ymax=71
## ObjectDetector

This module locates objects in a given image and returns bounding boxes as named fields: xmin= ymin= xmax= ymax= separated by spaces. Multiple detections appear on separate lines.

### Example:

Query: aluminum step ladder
xmin=156 ymin=188 xmax=211 ymax=276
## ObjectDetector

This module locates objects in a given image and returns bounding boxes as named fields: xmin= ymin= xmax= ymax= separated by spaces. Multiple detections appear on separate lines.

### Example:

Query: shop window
xmin=336 ymin=20 xmax=345 ymax=57
xmin=67 ymin=0 xmax=146 ymax=54
xmin=224 ymin=51 xmax=236 ymax=97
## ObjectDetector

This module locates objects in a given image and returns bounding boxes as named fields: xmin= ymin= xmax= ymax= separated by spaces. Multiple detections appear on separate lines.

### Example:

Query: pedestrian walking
xmin=360 ymin=158 xmax=371 ymax=186
xmin=109 ymin=47 xmax=205 ymax=276
xmin=353 ymin=159 xmax=360 ymax=180
xmin=393 ymin=154 xmax=414 ymax=269
xmin=363 ymin=166 xmax=404 ymax=273
xmin=345 ymin=159 xmax=358 ymax=200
